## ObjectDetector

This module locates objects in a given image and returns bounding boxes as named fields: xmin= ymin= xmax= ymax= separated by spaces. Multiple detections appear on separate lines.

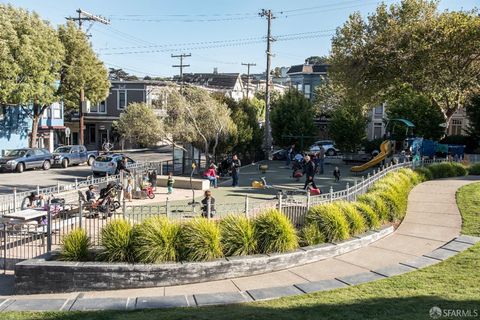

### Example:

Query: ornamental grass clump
xmin=415 ymin=167 xmax=433 ymax=181
xmin=220 ymin=215 xmax=257 ymax=256
xmin=469 ymin=163 xmax=480 ymax=175
xmin=353 ymin=202 xmax=380 ymax=229
xmin=427 ymin=162 xmax=458 ymax=179
xmin=180 ymin=219 xmax=223 ymax=262
xmin=60 ymin=228 xmax=91 ymax=261
xmin=357 ymin=193 xmax=389 ymax=222
xmin=134 ymin=216 xmax=182 ymax=263
xmin=451 ymin=162 xmax=468 ymax=176
xmin=305 ymin=204 xmax=350 ymax=242
xmin=254 ymin=209 xmax=298 ymax=254
xmin=398 ymin=168 xmax=422 ymax=185
xmin=300 ymin=223 xmax=326 ymax=246
xmin=334 ymin=201 xmax=367 ymax=235
xmin=372 ymin=189 xmax=407 ymax=221
xmin=100 ymin=219 xmax=136 ymax=263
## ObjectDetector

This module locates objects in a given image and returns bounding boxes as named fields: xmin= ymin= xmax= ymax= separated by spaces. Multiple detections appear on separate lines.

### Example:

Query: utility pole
xmin=259 ymin=9 xmax=275 ymax=160
xmin=171 ymin=53 xmax=191 ymax=93
xmin=66 ymin=9 xmax=110 ymax=146
xmin=241 ymin=62 xmax=256 ymax=99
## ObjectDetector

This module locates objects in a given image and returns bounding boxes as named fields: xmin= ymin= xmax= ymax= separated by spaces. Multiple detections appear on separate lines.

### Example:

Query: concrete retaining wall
xmin=15 ymin=226 xmax=393 ymax=294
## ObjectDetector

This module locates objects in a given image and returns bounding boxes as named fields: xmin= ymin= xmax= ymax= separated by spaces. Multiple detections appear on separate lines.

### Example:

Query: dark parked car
xmin=0 ymin=148 xmax=52 ymax=173
xmin=52 ymin=145 xmax=98 ymax=168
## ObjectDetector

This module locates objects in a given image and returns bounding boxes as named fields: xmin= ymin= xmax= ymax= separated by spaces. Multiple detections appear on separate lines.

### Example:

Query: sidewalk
xmin=1 ymin=176 xmax=479 ymax=312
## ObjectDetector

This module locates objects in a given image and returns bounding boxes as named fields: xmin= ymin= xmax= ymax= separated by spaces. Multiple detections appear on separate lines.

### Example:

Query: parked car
xmin=309 ymin=140 xmax=340 ymax=156
xmin=272 ymin=149 xmax=288 ymax=161
xmin=52 ymin=145 xmax=98 ymax=168
xmin=0 ymin=148 xmax=52 ymax=173
xmin=91 ymin=154 xmax=135 ymax=177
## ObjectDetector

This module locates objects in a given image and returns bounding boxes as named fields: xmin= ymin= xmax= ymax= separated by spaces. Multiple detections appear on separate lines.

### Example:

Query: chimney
xmin=213 ymin=67 xmax=218 ymax=74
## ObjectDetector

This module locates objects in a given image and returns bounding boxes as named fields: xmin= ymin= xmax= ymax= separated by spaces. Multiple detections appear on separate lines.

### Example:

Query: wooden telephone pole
xmin=172 ymin=53 xmax=191 ymax=93
xmin=66 ymin=9 xmax=110 ymax=145
xmin=259 ymin=9 xmax=275 ymax=160
xmin=241 ymin=62 xmax=256 ymax=99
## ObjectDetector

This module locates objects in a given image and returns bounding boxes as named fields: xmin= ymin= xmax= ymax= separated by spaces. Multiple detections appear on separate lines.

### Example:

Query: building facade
xmin=181 ymin=73 xmax=245 ymax=101
xmin=0 ymin=103 xmax=64 ymax=155
xmin=287 ymin=64 xmax=329 ymax=101
xmin=65 ymin=80 xmax=167 ymax=150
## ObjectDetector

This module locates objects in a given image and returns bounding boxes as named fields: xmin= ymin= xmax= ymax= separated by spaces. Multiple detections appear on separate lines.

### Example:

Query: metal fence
xmin=0 ymin=156 xmax=474 ymax=272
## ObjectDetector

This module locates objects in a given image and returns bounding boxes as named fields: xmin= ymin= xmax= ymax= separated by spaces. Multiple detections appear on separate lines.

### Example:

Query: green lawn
xmin=4 ymin=182 xmax=480 ymax=320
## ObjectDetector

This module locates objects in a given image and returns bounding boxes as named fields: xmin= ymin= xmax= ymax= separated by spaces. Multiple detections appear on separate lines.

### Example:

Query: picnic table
xmin=3 ymin=208 xmax=47 ymax=221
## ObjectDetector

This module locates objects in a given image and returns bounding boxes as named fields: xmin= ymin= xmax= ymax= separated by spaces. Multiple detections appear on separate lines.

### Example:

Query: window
xmin=374 ymin=106 xmax=383 ymax=114
xmin=52 ymin=106 xmax=62 ymax=119
xmin=373 ymin=123 xmax=383 ymax=139
xmin=118 ymin=91 xmax=126 ymax=109
xmin=90 ymin=101 xmax=106 ymax=113
xmin=304 ymin=84 xmax=311 ymax=99
xmin=451 ymin=119 xmax=463 ymax=135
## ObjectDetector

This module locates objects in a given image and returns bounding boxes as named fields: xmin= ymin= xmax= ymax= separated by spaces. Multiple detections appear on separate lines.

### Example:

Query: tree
xmin=329 ymin=104 xmax=368 ymax=152
xmin=113 ymin=103 xmax=162 ymax=147
xmin=330 ymin=0 xmax=480 ymax=126
xmin=0 ymin=5 xmax=64 ymax=148
xmin=108 ymin=68 xmax=138 ymax=81
xmin=58 ymin=22 xmax=109 ymax=145
xmin=162 ymin=86 xmax=236 ymax=163
xmin=386 ymin=87 xmax=445 ymax=140
xmin=270 ymin=89 xmax=317 ymax=149
xmin=313 ymin=79 xmax=346 ymax=116
xmin=305 ymin=56 xmax=328 ymax=65
xmin=466 ymin=94 xmax=480 ymax=147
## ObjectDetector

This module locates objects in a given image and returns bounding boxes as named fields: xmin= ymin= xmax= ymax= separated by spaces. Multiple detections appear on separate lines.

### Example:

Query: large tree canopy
xmin=270 ymin=89 xmax=318 ymax=149
xmin=466 ymin=95 xmax=480 ymax=148
xmin=330 ymin=0 xmax=480 ymax=124
xmin=58 ymin=22 xmax=109 ymax=111
xmin=386 ymin=87 xmax=445 ymax=140
xmin=329 ymin=104 xmax=368 ymax=153
xmin=0 ymin=4 xmax=64 ymax=147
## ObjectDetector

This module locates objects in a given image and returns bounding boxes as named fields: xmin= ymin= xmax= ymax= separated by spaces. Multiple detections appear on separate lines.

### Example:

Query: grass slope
xmin=4 ymin=182 xmax=480 ymax=320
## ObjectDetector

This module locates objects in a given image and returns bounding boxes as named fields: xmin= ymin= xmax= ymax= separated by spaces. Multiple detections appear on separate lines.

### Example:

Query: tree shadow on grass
xmin=5 ymin=296 xmax=479 ymax=320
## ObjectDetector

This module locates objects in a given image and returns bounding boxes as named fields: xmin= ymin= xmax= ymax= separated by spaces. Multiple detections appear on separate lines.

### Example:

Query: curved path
xmin=1 ymin=176 xmax=479 ymax=312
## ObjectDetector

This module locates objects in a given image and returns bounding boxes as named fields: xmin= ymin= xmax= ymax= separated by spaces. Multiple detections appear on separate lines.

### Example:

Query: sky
xmin=3 ymin=0 xmax=478 ymax=77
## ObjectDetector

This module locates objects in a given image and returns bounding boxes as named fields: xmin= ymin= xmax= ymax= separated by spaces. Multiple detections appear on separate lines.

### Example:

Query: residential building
xmin=180 ymin=72 xmax=244 ymax=101
xmin=447 ymin=107 xmax=469 ymax=136
xmin=366 ymin=104 xmax=387 ymax=141
xmin=65 ymin=80 xmax=167 ymax=150
xmin=287 ymin=64 xmax=329 ymax=101
xmin=0 ymin=103 xmax=65 ymax=155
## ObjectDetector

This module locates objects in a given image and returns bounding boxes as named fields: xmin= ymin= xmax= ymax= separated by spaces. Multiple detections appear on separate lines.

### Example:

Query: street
xmin=0 ymin=148 xmax=172 ymax=195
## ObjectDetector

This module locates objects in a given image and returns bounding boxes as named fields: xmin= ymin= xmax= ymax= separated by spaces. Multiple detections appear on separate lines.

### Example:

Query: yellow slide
xmin=351 ymin=140 xmax=392 ymax=173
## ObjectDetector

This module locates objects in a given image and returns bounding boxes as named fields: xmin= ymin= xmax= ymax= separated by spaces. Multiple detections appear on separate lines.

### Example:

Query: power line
xmin=172 ymin=53 xmax=191 ymax=92
xmin=241 ymin=62 xmax=256 ymax=99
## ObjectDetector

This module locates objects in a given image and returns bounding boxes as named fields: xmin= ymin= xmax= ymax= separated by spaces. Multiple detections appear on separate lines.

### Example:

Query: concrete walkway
xmin=1 ymin=176 xmax=479 ymax=312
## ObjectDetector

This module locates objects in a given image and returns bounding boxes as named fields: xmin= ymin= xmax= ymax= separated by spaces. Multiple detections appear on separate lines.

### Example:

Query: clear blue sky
xmin=2 ymin=0 xmax=478 ymax=77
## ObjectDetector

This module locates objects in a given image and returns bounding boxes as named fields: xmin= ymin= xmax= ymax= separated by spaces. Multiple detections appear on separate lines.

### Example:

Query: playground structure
xmin=351 ymin=118 xmax=466 ymax=173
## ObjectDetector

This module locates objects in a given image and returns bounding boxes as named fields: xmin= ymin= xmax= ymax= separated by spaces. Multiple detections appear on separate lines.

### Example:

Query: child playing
xmin=125 ymin=179 xmax=133 ymax=202
xmin=333 ymin=166 xmax=341 ymax=182
xmin=167 ymin=172 xmax=175 ymax=194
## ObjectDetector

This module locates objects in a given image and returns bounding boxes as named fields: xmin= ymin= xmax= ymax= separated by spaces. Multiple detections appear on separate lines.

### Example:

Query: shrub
xmin=357 ymin=193 xmax=389 ymax=222
xmin=100 ymin=219 xmax=136 ymax=262
xmin=398 ymin=168 xmax=422 ymax=185
xmin=134 ymin=217 xmax=182 ymax=263
xmin=469 ymin=163 xmax=480 ymax=175
xmin=220 ymin=215 xmax=257 ymax=256
xmin=451 ymin=162 xmax=468 ymax=176
xmin=254 ymin=209 xmax=298 ymax=253
xmin=372 ymin=189 xmax=407 ymax=221
xmin=415 ymin=167 xmax=433 ymax=181
xmin=335 ymin=201 xmax=367 ymax=235
xmin=353 ymin=202 xmax=380 ymax=229
xmin=427 ymin=162 xmax=459 ymax=179
xmin=305 ymin=204 xmax=350 ymax=242
xmin=181 ymin=219 xmax=223 ymax=261
xmin=60 ymin=228 xmax=91 ymax=261
xmin=300 ymin=223 xmax=326 ymax=246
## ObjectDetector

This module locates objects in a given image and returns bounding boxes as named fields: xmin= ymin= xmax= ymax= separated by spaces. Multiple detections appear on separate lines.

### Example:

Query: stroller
xmin=97 ymin=182 xmax=122 ymax=215
xmin=217 ymin=157 xmax=232 ymax=177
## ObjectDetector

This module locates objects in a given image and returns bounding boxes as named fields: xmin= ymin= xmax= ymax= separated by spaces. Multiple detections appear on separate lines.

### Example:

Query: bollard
xmin=47 ymin=198 xmax=52 ymax=253
xmin=78 ymin=198 xmax=83 ymax=229
xmin=207 ymin=198 xmax=211 ymax=220
xmin=244 ymin=195 xmax=249 ymax=219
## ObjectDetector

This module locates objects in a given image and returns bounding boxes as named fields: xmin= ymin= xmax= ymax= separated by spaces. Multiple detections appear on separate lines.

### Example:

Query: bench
xmin=156 ymin=175 xmax=210 ymax=191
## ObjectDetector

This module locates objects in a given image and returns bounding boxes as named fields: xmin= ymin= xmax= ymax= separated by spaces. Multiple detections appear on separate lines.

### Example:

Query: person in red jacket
xmin=204 ymin=163 xmax=218 ymax=188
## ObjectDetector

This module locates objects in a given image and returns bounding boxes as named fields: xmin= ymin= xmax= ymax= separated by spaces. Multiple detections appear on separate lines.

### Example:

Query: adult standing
xmin=318 ymin=146 xmax=325 ymax=174
xmin=286 ymin=144 xmax=295 ymax=167
xmin=303 ymin=155 xmax=317 ymax=190
xmin=231 ymin=154 xmax=241 ymax=187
